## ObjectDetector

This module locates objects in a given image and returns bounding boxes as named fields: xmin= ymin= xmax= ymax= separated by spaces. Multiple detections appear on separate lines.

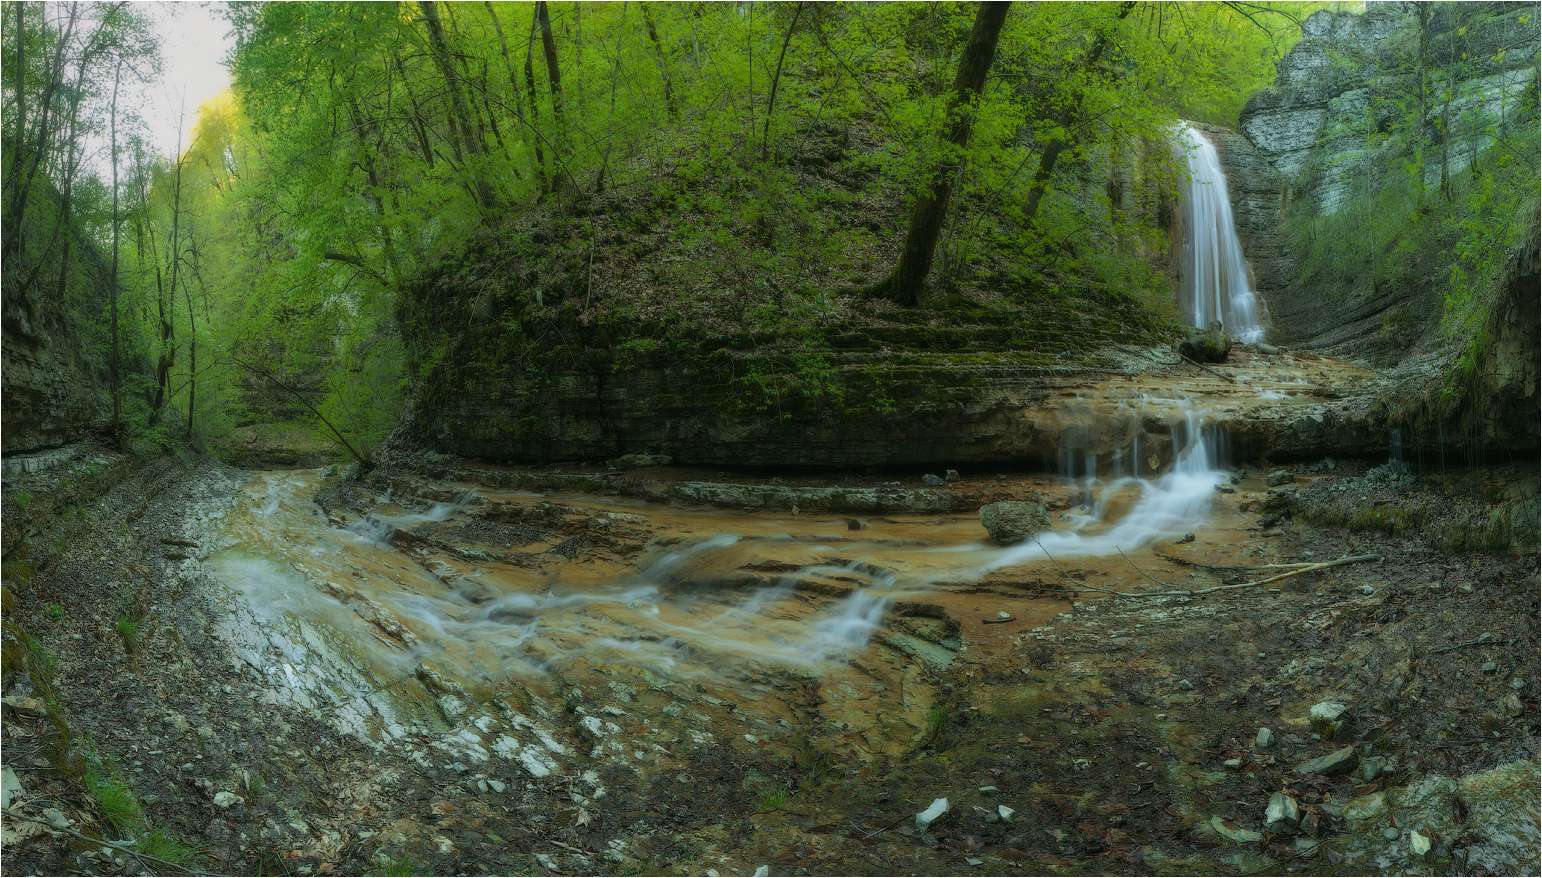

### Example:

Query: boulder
xmin=1179 ymin=322 xmax=1233 ymax=363
xmin=1295 ymin=745 xmax=1359 ymax=776
xmin=980 ymin=502 xmax=1051 ymax=545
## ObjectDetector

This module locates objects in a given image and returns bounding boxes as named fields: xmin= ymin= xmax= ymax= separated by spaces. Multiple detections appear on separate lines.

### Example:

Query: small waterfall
xmin=992 ymin=400 xmax=1227 ymax=569
xmin=1176 ymin=124 xmax=1267 ymax=343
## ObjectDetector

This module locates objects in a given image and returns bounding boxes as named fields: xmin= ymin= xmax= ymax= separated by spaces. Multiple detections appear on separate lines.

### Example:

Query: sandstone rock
xmin=1295 ymin=745 xmax=1359 ymax=776
xmin=213 ymin=791 xmax=244 ymax=809
xmin=1209 ymin=815 xmax=1263 ymax=843
xmin=1266 ymin=470 xmax=1294 ymax=486
xmin=1255 ymin=727 xmax=1275 ymax=748
xmin=923 ymin=474 xmax=947 ymax=487
xmin=979 ymin=502 xmax=1050 ymax=545
xmin=1 ymin=767 xmax=24 ymax=809
xmin=1265 ymin=792 xmax=1301 ymax=835
xmin=916 ymin=797 xmax=948 ymax=830
xmin=1179 ymin=322 xmax=1233 ymax=363
xmin=1308 ymin=701 xmax=1348 ymax=724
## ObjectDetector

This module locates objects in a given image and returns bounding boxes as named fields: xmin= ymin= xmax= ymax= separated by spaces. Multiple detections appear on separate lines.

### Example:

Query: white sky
xmin=133 ymin=1 xmax=235 ymax=160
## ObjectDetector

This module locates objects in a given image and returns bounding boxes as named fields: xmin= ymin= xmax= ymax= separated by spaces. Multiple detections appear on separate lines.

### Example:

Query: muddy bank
xmin=3 ymin=441 xmax=1537 ymax=876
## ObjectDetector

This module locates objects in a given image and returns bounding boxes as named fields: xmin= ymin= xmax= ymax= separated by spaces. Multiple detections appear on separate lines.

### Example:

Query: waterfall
xmin=1176 ymin=124 xmax=1267 ymax=343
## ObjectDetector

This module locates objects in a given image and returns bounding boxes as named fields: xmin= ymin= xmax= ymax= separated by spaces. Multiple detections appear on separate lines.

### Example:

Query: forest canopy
xmin=3 ymin=1 xmax=1350 ymax=458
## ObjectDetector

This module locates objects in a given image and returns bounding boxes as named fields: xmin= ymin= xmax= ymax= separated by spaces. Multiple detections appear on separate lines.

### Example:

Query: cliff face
xmin=1227 ymin=2 xmax=1540 ymax=362
xmin=2 ymin=257 xmax=114 ymax=456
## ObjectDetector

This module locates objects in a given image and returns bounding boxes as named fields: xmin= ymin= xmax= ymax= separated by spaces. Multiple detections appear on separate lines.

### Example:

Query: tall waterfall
xmin=1176 ymin=124 xmax=1267 ymax=343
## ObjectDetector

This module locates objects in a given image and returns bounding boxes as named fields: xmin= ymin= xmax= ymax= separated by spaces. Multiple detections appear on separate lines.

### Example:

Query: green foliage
xmin=13 ymin=491 xmax=33 ymax=511
xmin=44 ymin=603 xmax=62 ymax=620
xmin=742 ymin=770 xmax=792 ymax=813
xmin=370 ymin=853 xmax=427 ymax=877
xmin=115 ymin=615 xmax=139 ymax=655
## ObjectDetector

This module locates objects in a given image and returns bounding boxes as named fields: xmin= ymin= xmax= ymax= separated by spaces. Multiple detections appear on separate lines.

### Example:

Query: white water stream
xmin=1177 ymin=124 xmax=1268 ymax=342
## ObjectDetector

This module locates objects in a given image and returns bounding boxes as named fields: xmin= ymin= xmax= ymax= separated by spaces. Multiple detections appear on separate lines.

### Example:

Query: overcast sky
xmin=135 ymin=1 xmax=235 ymax=159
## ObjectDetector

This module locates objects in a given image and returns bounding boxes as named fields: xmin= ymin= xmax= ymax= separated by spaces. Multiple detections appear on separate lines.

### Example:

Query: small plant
xmin=44 ymin=604 xmax=63 ymax=620
xmin=27 ymin=635 xmax=58 ymax=679
xmin=85 ymin=760 xmax=143 ymax=832
xmin=139 ymin=829 xmax=202 ymax=865
xmin=13 ymin=491 xmax=33 ymax=511
xmin=370 ymin=853 xmax=426 ymax=876
xmin=754 ymin=787 xmax=790 ymax=812
xmin=116 ymin=616 xmax=139 ymax=655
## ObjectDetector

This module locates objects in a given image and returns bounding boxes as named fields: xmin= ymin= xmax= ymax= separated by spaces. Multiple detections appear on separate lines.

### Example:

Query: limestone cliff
xmin=2 ymin=287 xmax=111 ymax=455
xmin=1227 ymin=2 xmax=1539 ymax=364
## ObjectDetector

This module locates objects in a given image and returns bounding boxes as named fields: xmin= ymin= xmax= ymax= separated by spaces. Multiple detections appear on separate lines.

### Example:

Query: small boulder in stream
xmin=979 ymin=501 xmax=1051 ymax=545
xmin=1179 ymin=321 xmax=1233 ymax=363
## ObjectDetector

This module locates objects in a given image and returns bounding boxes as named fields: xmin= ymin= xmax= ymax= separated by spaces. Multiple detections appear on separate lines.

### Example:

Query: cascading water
xmin=1176 ymin=124 xmax=1268 ymax=343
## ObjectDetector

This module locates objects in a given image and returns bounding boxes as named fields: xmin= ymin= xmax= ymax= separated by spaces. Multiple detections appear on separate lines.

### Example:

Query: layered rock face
xmin=1227 ymin=2 xmax=1540 ymax=361
xmin=2 ymin=277 xmax=112 ymax=455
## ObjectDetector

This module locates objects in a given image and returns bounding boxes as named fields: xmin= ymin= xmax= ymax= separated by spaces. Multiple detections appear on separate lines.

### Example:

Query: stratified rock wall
xmin=1228 ymin=2 xmax=1540 ymax=361
xmin=2 ymin=273 xmax=112 ymax=455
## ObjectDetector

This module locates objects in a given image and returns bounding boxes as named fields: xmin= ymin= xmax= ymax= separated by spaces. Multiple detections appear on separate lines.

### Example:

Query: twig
xmin=1152 ymin=552 xmax=1317 ymax=572
xmin=1032 ymin=553 xmax=1383 ymax=601
xmin=1180 ymin=353 xmax=1237 ymax=383
xmin=1033 ymin=538 xmax=1086 ymax=595
xmin=1430 ymin=636 xmax=1507 ymax=655
xmin=1 ymin=806 xmax=211 ymax=875
xmin=1237 ymin=555 xmax=1382 ymax=588
xmin=1117 ymin=547 xmax=1189 ymax=593
xmin=861 ymin=813 xmax=910 ymax=840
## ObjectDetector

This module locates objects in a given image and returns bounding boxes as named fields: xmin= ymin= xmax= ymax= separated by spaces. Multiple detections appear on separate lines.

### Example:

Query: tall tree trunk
xmin=536 ymin=2 xmax=566 ymax=134
xmin=640 ymin=4 xmax=678 ymax=121
xmin=184 ymin=241 xmax=199 ymax=442
xmin=1020 ymin=1 xmax=1136 ymax=225
xmin=421 ymin=0 xmax=499 ymax=211
xmin=524 ymin=6 xmax=550 ymax=193
xmin=761 ymin=2 xmax=803 ymax=162
xmin=109 ymin=59 xmax=123 ymax=444
xmin=865 ymin=1 xmax=1011 ymax=306
xmin=7 ymin=4 xmax=81 ymax=263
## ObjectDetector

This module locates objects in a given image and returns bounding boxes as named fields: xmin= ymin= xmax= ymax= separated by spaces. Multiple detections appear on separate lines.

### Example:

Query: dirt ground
xmin=1 ymin=447 xmax=1537 ymax=877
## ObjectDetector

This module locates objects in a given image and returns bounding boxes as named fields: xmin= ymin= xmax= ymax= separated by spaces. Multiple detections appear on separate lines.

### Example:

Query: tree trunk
xmin=524 ymin=6 xmax=550 ymax=193
xmin=641 ymin=4 xmax=678 ymax=121
xmin=421 ymin=0 xmax=499 ymax=211
xmin=865 ymin=1 xmax=1011 ymax=306
xmin=536 ymin=2 xmax=566 ymax=133
xmin=1020 ymin=1 xmax=1136 ymax=225
xmin=761 ymin=2 xmax=804 ymax=162
xmin=7 ymin=4 xmax=81 ymax=264
xmin=109 ymin=59 xmax=123 ymax=444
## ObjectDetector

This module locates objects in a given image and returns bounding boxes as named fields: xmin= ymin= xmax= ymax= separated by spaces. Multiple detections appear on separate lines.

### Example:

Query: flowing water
xmin=1176 ymin=124 xmax=1268 ymax=342
xmin=199 ymin=398 xmax=1238 ymax=770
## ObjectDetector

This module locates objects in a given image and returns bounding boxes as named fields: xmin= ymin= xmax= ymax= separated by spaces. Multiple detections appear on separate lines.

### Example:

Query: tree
xmin=864 ymin=1 xmax=1011 ymax=306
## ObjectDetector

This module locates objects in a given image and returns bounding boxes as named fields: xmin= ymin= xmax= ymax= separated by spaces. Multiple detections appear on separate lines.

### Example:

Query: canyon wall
xmin=1223 ymin=1 xmax=1539 ymax=364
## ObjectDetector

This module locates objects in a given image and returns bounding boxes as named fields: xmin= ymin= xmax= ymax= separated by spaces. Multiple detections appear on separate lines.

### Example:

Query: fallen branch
xmin=1 ymin=806 xmax=211 ymax=875
xmin=1430 ymin=635 xmax=1507 ymax=655
xmin=1236 ymin=554 xmax=1382 ymax=588
xmin=1031 ymin=547 xmax=1382 ymax=600
xmin=1180 ymin=354 xmax=1237 ymax=383
xmin=1152 ymin=552 xmax=1317 ymax=572
xmin=1117 ymin=547 xmax=1189 ymax=594
xmin=228 ymin=356 xmax=371 ymax=471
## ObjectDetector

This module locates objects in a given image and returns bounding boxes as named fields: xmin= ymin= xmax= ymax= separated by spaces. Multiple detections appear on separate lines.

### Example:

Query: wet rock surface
xmin=2 ymin=441 xmax=1537 ymax=876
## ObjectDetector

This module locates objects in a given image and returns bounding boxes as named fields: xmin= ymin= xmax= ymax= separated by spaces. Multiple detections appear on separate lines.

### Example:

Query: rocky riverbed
xmin=2 ymin=429 xmax=1537 ymax=876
